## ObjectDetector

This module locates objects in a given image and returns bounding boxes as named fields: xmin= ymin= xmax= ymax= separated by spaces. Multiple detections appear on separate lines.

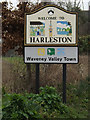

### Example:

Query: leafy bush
xmin=2 ymin=85 xmax=88 ymax=119
xmin=24 ymin=86 xmax=62 ymax=113
xmin=2 ymin=94 xmax=41 ymax=120
xmin=39 ymin=86 xmax=61 ymax=111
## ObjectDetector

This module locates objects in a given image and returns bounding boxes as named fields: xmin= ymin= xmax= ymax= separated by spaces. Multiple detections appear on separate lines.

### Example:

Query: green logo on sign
xmin=47 ymin=48 xmax=55 ymax=55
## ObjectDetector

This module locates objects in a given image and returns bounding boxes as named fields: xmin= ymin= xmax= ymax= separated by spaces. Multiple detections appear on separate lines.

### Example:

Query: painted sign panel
xmin=24 ymin=47 xmax=78 ymax=63
xmin=24 ymin=5 xmax=78 ymax=46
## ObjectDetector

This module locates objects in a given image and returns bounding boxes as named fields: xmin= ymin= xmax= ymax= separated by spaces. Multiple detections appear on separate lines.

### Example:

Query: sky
xmin=0 ymin=0 xmax=90 ymax=10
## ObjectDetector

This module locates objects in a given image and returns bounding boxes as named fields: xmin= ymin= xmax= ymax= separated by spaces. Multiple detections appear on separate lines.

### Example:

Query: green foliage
xmin=66 ymin=78 xmax=88 ymax=118
xmin=2 ymin=87 xmax=6 ymax=95
xmin=76 ymin=78 xmax=88 ymax=98
xmin=2 ymin=84 xmax=88 ymax=119
xmin=2 ymin=94 xmax=41 ymax=120
xmin=38 ymin=86 xmax=61 ymax=111
xmin=67 ymin=78 xmax=88 ymax=102
xmin=24 ymin=86 xmax=62 ymax=113
xmin=79 ymin=35 xmax=90 ymax=54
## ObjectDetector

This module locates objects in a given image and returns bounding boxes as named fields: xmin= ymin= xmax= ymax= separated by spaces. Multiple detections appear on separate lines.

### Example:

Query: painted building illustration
xmin=49 ymin=21 xmax=53 ymax=37
xmin=57 ymin=21 xmax=72 ymax=36
xmin=30 ymin=21 xmax=45 ymax=36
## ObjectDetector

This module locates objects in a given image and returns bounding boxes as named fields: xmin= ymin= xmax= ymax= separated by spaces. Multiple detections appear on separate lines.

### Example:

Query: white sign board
xmin=24 ymin=5 xmax=78 ymax=64
xmin=24 ymin=5 xmax=78 ymax=46
xmin=24 ymin=47 xmax=78 ymax=63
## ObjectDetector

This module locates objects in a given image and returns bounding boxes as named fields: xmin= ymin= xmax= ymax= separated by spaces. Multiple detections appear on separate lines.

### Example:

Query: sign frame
xmin=24 ymin=4 xmax=78 ymax=47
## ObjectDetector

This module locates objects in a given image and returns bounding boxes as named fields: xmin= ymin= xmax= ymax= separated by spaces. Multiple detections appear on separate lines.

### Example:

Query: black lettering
xmin=38 ymin=17 xmax=40 ymax=20
xmin=59 ymin=37 xmax=62 ymax=42
xmin=65 ymin=37 xmax=68 ymax=42
xmin=62 ymin=37 xmax=65 ymax=43
xmin=53 ymin=17 xmax=56 ymax=20
xmin=45 ymin=37 xmax=48 ymax=42
xmin=30 ymin=37 xmax=32 ymax=42
xmin=33 ymin=37 xmax=35 ymax=42
xmin=53 ymin=37 xmax=58 ymax=43
xmin=27 ymin=57 xmax=31 ymax=61
xmin=36 ymin=38 xmax=40 ymax=42
xmin=67 ymin=37 xmax=72 ymax=42
xmin=49 ymin=37 xmax=52 ymax=43
xmin=64 ymin=57 xmax=76 ymax=61
xmin=30 ymin=37 xmax=35 ymax=43
xmin=41 ymin=37 xmax=44 ymax=43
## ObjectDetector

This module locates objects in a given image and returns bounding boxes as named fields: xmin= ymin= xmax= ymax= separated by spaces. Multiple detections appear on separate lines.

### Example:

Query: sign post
xmin=24 ymin=5 xmax=78 ymax=102
xmin=36 ymin=64 xmax=40 ymax=94
xmin=63 ymin=63 xmax=66 ymax=103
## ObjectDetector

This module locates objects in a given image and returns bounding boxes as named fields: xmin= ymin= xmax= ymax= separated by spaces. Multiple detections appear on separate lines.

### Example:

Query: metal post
xmin=63 ymin=63 xmax=66 ymax=103
xmin=36 ymin=64 xmax=39 ymax=94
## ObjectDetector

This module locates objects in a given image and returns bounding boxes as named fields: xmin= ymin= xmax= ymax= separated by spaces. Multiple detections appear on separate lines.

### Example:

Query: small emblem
xmin=38 ymin=48 xmax=45 ymax=56
xmin=48 ymin=9 xmax=54 ymax=16
xmin=47 ymin=48 xmax=55 ymax=55
xmin=57 ymin=48 xmax=65 ymax=56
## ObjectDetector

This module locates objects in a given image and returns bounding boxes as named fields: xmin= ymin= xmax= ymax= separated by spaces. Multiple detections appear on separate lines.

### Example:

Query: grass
xmin=2 ymin=57 xmax=37 ymax=93
xmin=66 ymin=79 xmax=88 ymax=118
xmin=2 ymin=57 xmax=36 ymax=73
xmin=2 ymin=57 xmax=27 ymax=72
xmin=57 ymin=78 xmax=89 ymax=118
xmin=2 ymin=57 xmax=28 ymax=93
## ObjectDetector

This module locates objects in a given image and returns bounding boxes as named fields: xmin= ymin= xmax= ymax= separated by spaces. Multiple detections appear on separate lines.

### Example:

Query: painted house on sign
xmin=30 ymin=21 xmax=45 ymax=36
